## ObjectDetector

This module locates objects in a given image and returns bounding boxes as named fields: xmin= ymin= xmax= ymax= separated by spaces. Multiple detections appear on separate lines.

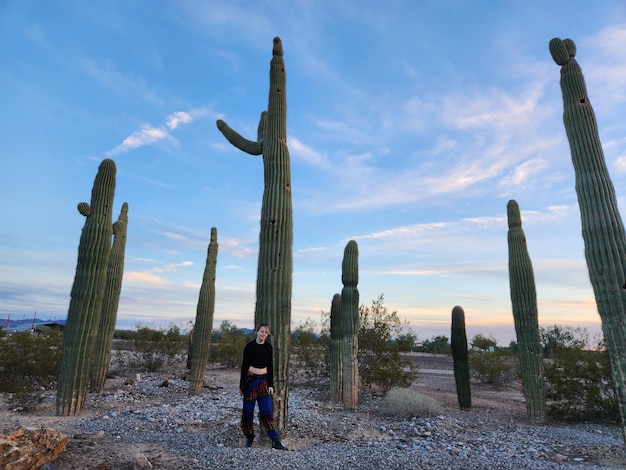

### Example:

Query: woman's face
xmin=256 ymin=326 xmax=270 ymax=341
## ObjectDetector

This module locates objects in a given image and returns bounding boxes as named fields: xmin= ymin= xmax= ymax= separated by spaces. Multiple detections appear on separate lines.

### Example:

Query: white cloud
xmin=107 ymin=125 xmax=172 ymax=156
xmin=289 ymin=137 xmax=330 ymax=169
xmin=105 ymin=108 xmax=209 ymax=156
xmin=166 ymin=109 xmax=208 ymax=129
xmin=498 ymin=158 xmax=548 ymax=187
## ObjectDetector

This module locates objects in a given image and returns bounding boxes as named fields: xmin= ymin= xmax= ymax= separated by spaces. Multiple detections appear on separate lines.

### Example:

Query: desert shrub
xmin=469 ymin=350 xmax=518 ymax=386
xmin=544 ymin=346 xmax=618 ymax=422
xmin=0 ymin=330 xmax=63 ymax=408
xmin=209 ymin=320 xmax=251 ymax=368
xmin=358 ymin=295 xmax=418 ymax=393
xmin=420 ymin=335 xmax=450 ymax=354
xmin=540 ymin=325 xmax=589 ymax=358
xmin=380 ymin=387 xmax=442 ymax=419
xmin=470 ymin=333 xmax=498 ymax=351
xmin=289 ymin=317 xmax=329 ymax=385
xmin=116 ymin=324 xmax=185 ymax=372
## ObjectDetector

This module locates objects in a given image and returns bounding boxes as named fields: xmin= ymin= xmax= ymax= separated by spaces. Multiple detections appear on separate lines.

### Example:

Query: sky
xmin=1 ymin=1 xmax=626 ymax=346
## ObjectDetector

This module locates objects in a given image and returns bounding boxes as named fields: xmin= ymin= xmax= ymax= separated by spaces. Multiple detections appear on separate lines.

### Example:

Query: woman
xmin=240 ymin=323 xmax=288 ymax=450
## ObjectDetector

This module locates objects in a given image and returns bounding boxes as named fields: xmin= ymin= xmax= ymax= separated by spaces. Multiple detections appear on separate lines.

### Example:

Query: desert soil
xmin=1 ymin=352 xmax=624 ymax=469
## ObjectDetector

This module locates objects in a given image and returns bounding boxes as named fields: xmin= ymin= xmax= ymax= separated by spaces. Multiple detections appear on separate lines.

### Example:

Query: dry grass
xmin=379 ymin=387 xmax=442 ymax=419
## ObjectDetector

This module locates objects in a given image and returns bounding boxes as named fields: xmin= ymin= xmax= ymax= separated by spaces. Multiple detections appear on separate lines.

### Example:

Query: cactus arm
xmin=216 ymin=116 xmax=263 ymax=155
xmin=550 ymin=37 xmax=626 ymax=442
xmin=90 ymin=202 xmax=128 ymax=393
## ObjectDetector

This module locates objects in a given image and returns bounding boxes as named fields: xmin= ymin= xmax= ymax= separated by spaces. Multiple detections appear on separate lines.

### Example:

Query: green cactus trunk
xmin=451 ymin=305 xmax=471 ymax=411
xmin=330 ymin=293 xmax=343 ymax=403
xmin=216 ymin=37 xmax=293 ymax=432
xmin=90 ymin=202 xmax=128 ymax=393
xmin=186 ymin=327 xmax=194 ymax=371
xmin=57 ymin=159 xmax=116 ymax=415
xmin=550 ymin=38 xmax=626 ymax=443
xmin=341 ymin=240 xmax=359 ymax=409
xmin=189 ymin=228 xmax=219 ymax=396
xmin=507 ymin=200 xmax=545 ymax=424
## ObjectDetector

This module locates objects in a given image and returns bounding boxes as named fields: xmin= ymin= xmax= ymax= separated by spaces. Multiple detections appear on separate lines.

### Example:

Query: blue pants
xmin=241 ymin=374 xmax=278 ymax=440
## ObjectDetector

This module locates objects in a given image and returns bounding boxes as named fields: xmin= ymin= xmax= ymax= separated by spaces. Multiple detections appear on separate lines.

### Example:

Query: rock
xmin=131 ymin=452 xmax=153 ymax=469
xmin=0 ymin=428 xmax=69 ymax=470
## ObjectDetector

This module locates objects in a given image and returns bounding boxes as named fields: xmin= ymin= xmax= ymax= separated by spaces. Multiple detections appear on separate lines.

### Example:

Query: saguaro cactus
xmin=90 ymin=202 xmax=128 ymax=393
xmin=189 ymin=227 xmax=219 ymax=396
xmin=57 ymin=159 xmax=116 ymax=416
xmin=341 ymin=240 xmax=359 ymax=409
xmin=451 ymin=305 xmax=471 ymax=411
xmin=329 ymin=293 xmax=342 ymax=403
xmin=507 ymin=200 xmax=545 ymax=424
xmin=216 ymin=37 xmax=293 ymax=432
xmin=550 ymin=37 xmax=626 ymax=442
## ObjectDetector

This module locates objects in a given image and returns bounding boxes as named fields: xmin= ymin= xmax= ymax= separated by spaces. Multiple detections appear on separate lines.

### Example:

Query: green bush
xmin=289 ymin=318 xmax=329 ymax=385
xmin=420 ymin=335 xmax=450 ymax=354
xmin=540 ymin=325 xmax=588 ymax=358
xmin=380 ymin=387 xmax=442 ymax=418
xmin=469 ymin=350 xmax=518 ymax=386
xmin=115 ymin=324 xmax=185 ymax=372
xmin=209 ymin=320 xmax=250 ymax=368
xmin=358 ymin=295 xmax=418 ymax=393
xmin=544 ymin=347 xmax=618 ymax=422
xmin=0 ymin=330 xmax=63 ymax=408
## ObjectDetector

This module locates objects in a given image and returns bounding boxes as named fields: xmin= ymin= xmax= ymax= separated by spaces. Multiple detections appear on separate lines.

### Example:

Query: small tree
xmin=421 ymin=335 xmax=450 ymax=354
xmin=540 ymin=325 xmax=588 ymax=358
xmin=471 ymin=333 xmax=497 ymax=351
xmin=358 ymin=295 xmax=418 ymax=393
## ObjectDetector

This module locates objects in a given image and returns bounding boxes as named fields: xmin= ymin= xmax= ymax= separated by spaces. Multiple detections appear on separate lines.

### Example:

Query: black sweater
xmin=240 ymin=340 xmax=274 ymax=390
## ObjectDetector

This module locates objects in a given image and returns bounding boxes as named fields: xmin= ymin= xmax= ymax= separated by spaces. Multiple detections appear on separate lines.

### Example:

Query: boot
xmin=245 ymin=434 xmax=255 ymax=448
xmin=271 ymin=438 xmax=288 ymax=451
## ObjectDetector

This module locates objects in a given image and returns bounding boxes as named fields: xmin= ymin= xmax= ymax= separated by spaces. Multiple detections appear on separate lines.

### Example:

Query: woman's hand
xmin=268 ymin=387 xmax=274 ymax=395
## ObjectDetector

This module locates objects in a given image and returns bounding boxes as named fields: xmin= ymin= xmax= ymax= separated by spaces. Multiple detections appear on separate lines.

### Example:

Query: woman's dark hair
xmin=255 ymin=323 xmax=270 ymax=335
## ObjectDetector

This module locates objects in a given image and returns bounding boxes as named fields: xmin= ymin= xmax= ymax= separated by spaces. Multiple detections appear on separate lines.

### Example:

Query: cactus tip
xmin=549 ymin=37 xmax=576 ymax=66
xmin=273 ymin=36 xmax=283 ymax=57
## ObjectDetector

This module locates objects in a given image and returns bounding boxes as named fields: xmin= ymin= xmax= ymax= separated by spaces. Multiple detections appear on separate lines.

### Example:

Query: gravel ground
xmin=2 ymin=363 xmax=625 ymax=469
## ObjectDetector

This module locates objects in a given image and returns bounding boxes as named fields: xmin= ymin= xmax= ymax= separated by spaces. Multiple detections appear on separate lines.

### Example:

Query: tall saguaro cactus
xmin=329 ymin=293 xmax=342 ymax=403
xmin=216 ymin=37 xmax=293 ymax=432
xmin=550 ymin=38 xmax=626 ymax=442
xmin=507 ymin=200 xmax=545 ymax=424
xmin=341 ymin=240 xmax=359 ymax=409
xmin=57 ymin=159 xmax=116 ymax=416
xmin=90 ymin=202 xmax=128 ymax=393
xmin=189 ymin=227 xmax=219 ymax=396
xmin=451 ymin=306 xmax=471 ymax=411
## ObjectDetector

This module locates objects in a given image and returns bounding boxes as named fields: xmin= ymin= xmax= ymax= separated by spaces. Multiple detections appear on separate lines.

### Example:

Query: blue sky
xmin=2 ymin=1 xmax=626 ymax=345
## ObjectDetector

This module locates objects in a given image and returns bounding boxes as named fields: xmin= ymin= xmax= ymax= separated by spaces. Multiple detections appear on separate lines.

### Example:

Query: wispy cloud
xmin=123 ymin=271 xmax=169 ymax=286
xmin=106 ymin=109 xmax=210 ymax=156
xmin=81 ymin=57 xmax=162 ymax=104
xmin=498 ymin=158 xmax=548 ymax=187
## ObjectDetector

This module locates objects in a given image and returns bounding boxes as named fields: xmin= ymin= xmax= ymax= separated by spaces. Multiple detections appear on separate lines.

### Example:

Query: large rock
xmin=0 ymin=428 xmax=68 ymax=470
